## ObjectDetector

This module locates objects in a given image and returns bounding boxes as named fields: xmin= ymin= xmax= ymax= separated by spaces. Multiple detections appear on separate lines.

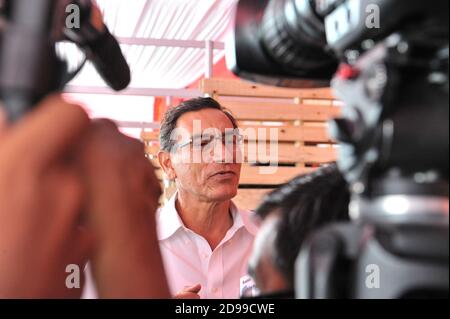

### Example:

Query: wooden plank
xmin=239 ymin=125 xmax=333 ymax=143
xmin=141 ymin=130 xmax=160 ymax=141
xmin=239 ymin=166 xmax=316 ymax=185
xmin=221 ymin=101 xmax=341 ymax=122
xmin=144 ymin=145 xmax=162 ymax=156
xmin=300 ymin=99 xmax=334 ymax=106
xmin=244 ymin=144 xmax=337 ymax=164
xmin=286 ymin=145 xmax=336 ymax=164
xmin=145 ymin=145 xmax=161 ymax=156
xmin=201 ymin=78 xmax=335 ymax=99
xmin=233 ymin=189 xmax=274 ymax=211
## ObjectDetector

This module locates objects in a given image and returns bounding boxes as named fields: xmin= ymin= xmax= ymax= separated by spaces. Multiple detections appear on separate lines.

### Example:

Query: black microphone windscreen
xmin=87 ymin=27 xmax=131 ymax=91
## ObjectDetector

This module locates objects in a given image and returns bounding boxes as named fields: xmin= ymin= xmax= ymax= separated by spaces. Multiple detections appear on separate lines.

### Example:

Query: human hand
xmin=175 ymin=284 xmax=202 ymax=299
xmin=76 ymin=120 xmax=170 ymax=298
xmin=0 ymin=96 xmax=92 ymax=298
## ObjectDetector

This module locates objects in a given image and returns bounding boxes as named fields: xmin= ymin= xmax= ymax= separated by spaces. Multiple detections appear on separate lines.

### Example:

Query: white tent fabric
xmin=63 ymin=92 xmax=156 ymax=138
xmin=67 ymin=0 xmax=238 ymax=89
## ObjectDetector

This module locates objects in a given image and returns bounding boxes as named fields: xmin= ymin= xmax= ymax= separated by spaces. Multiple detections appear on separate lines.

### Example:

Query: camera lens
xmin=260 ymin=0 xmax=337 ymax=77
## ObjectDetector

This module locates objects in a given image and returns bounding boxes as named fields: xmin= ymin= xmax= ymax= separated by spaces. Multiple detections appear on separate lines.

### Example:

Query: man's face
xmin=170 ymin=108 xmax=242 ymax=202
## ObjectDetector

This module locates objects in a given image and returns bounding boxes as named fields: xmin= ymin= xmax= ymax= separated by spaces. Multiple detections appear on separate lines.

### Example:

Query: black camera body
xmin=229 ymin=0 xmax=449 ymax=298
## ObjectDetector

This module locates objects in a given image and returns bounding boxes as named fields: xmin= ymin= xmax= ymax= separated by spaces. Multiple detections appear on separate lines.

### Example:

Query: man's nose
xmin=212 ymin=140 xmax=234 ymax=163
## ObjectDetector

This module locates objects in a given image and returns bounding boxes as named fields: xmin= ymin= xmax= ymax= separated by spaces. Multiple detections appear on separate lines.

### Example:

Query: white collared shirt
xmin=157 ymin=193 xmax=259 ymax=299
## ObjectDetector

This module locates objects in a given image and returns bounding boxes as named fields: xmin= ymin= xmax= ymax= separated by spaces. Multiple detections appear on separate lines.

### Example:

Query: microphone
xmin=0 ymin=0 xmax=131 ymax=122
xmin=84 ymin=26 xmax=131 ymax=91
xmin=64 ymin=0 xmax=131 ymax=91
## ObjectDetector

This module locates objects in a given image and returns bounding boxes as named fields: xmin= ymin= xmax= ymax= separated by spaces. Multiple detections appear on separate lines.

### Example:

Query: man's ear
xmin=158 ymin=151 xmax=176 ymax=180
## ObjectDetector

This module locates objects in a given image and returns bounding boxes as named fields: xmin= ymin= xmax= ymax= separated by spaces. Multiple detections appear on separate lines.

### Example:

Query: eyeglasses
xmin=173 ymin=131 xmax=244 ymax=152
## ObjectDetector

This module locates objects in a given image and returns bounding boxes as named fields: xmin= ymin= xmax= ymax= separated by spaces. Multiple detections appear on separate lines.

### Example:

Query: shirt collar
xmin=157 ymin=193 xmax=185 ymax=240
xmin=157 ymin=192 xmax=259 ymax=241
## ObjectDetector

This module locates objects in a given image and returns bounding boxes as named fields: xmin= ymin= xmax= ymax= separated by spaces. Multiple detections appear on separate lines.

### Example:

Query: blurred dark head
xmin=248 ymin=164 xmax=350 ymax=295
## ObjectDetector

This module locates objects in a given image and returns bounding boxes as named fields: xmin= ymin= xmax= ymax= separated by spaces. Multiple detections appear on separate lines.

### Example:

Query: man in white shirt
xmin=157 ymin=97 xmax=259 ymax=299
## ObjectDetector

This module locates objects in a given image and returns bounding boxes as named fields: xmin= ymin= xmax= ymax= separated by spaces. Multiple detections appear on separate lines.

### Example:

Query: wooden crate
xmin=142 ymin=78 xmax=340 ymax=210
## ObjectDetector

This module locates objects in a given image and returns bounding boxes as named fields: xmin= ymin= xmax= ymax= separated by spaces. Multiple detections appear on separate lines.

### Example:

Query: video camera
xmin=228 ymin=0 xmax=449 ymax=298
xmin=0 ymin=0 xmax=130 ymax=122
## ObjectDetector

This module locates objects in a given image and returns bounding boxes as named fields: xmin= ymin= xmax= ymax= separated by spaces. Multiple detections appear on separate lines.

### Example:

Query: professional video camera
xmin=228 ymin=0 xmax=449 ymax=298
xmin=0 ymin=0 xmax=130 ymax=122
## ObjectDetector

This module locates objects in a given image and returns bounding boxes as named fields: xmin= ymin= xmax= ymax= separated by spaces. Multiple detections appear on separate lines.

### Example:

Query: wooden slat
xmin=239 ymin=166 xmax=316 ymax=185
xmin=297 ymin=89 xmax=336 ymax=100
xmin=201 ymin=78 xmax=335 ymax=99
xmin=221 ymin=101 xmax=341 ymax=122
xmin=239 ymin=125 xmax=333 ymax=143
xmin=141 ymin=130 xmax=160 ymax=141
xmin=233 ymin=189 xmax=274 ymax=211
xmin=300 ymin=99 xmax=334 ymax=106
xmin=244 ymin=144 xmax=337 ymax=164
xmin=145 ymin=145 xmax=161 ymax=156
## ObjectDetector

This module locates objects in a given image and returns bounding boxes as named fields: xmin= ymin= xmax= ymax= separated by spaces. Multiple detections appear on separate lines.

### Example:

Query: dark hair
xmin=255 ymin=164 xmax=350 ymax=287
xmin=159 ymin=97 xmax=238 ymax=152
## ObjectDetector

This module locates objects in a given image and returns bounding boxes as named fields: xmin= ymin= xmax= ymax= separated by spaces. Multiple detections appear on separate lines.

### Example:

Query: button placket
xmin=205 ymin=247 xmax=224 ymax=299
